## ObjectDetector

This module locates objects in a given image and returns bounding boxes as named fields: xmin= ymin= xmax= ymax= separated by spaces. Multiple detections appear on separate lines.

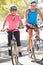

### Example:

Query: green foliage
xmin=0 ymin=0 xmax=31 ymax=19
xmin=0 ymin=0 xmax=43 ymax=20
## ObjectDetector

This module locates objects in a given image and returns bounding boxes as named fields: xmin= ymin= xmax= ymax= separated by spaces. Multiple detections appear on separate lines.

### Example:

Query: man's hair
xmin=31 ymin=1 xmax=37 ymax=5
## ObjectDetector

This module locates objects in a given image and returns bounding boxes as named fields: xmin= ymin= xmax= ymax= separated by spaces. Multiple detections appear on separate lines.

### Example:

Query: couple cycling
xmin=1 ymin=1 xmax=43 ymax=56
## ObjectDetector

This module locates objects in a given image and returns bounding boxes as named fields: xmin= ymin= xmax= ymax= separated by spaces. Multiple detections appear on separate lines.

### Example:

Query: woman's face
xmin=10 ymin=10 xmax=17 ymax=16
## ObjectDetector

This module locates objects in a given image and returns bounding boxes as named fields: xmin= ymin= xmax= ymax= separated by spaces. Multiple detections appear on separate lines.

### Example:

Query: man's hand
xmin=29 ymin=24 xmax=33 ymax=28
xmin=26 ymin=23 xmax=33 ymax=28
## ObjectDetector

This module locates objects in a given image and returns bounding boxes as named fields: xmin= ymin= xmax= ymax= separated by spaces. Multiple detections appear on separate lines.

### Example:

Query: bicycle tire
xmin=31 ymin=39 xmax=43 ymax=60
xmin=11 ymin=40 xmax=19 ymax=65
xmin=11 ymin=43 xmax=14 ymax=65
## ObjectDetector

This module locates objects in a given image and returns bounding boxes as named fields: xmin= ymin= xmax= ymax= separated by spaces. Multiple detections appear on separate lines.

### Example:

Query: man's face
xmin=31 ymin=4 xmax=36 ymax=10
xmin=10 ymin=10 xmax=17 ymax=16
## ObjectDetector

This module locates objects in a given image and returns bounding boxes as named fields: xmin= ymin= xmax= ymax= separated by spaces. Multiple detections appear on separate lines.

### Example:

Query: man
xmin=25 ymin=1 xmax=43 ymax=51
xmin=2 ymin=5 xmax=23 ymax=56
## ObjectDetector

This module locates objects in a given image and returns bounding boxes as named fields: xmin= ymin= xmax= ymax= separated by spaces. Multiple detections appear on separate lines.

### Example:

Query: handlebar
xmin=0 ymin=25 xmax=25 ymax=32
xmin=26 ymin=24 xmax=43 ymax=30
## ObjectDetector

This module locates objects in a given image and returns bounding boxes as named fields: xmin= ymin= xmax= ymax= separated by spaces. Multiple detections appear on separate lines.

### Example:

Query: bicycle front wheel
xmin=11 ymin=43 xmax=15 ymax=65
xmin=33 ymin=39 xmax=43 ymax=60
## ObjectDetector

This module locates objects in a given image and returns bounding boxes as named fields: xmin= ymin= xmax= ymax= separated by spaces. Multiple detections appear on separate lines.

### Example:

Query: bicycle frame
xmin=27 ymin=25 xmax=43 ymax=59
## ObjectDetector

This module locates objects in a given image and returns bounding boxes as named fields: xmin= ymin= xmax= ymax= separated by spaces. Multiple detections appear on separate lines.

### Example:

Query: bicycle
xmin=0 ymin=27 xmax=24 ymax=65
xmin=26 ymin=24 xmax=43 ymax=61
xmin=9 ymin=29 xmax=22 ymax=65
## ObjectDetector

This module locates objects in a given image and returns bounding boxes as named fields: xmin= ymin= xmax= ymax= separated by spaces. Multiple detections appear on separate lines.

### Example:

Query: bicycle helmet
xmin=10 ymin=5 xmax=17 ymax=11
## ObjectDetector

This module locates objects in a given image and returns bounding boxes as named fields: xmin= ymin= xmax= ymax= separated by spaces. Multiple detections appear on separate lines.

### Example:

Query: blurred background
xmin=0 ymin=0 xmax=43 ymax=23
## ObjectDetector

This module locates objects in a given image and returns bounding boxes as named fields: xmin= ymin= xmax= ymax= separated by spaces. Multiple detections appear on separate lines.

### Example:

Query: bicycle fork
xmin=31 ymin=40 xmax=36 ymax=59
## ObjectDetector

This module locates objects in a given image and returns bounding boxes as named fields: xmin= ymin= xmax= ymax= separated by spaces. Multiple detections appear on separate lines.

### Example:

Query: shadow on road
xmin=31 ymin=58 xmax=43 ymax=65
xmin=0 ymin=57 xmax=11 ymax=63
